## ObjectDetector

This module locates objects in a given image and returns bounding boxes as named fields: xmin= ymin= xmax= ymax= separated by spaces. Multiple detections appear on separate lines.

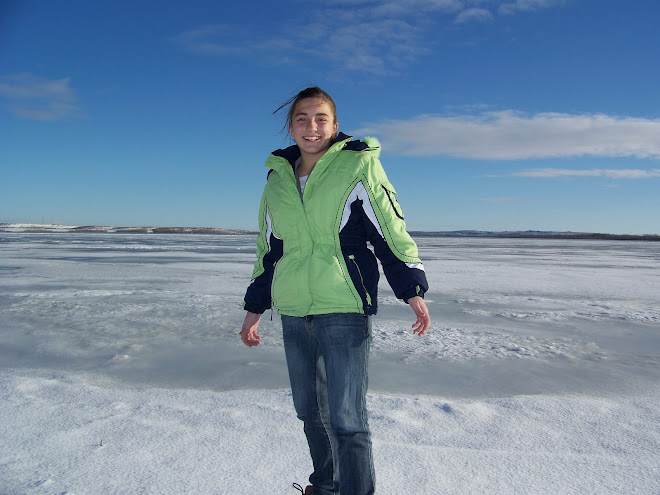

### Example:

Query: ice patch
xmin=371 ymin=322 xmax=604 ymax=361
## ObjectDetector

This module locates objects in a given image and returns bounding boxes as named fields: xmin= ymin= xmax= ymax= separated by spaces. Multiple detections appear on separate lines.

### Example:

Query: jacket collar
xmin=269 ymin=132 xmax=353 ymax=170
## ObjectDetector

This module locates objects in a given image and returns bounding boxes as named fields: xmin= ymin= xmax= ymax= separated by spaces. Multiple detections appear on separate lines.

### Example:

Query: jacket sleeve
xmin=362 ymin=157 xmax=428 ymax=302
xmin=243 ymin=192 xmax=283 ymax=314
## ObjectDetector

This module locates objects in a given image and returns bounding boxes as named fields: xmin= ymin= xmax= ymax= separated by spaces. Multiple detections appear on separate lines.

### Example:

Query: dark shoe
xmin=292 ymin=483 xmax=314 ymax=494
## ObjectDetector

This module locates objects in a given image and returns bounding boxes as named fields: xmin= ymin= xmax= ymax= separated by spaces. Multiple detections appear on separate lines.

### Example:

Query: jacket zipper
xmin=348 ymin=254 xmax=372 ymax=306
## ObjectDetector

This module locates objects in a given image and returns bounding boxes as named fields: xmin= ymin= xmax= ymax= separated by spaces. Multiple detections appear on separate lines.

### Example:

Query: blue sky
xmin=1 ymin=0 xmax=659 ymax=234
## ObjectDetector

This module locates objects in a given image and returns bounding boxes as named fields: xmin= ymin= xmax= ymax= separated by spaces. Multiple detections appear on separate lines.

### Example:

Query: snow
xmin=1 ymin=232 xmax=659 ymax=494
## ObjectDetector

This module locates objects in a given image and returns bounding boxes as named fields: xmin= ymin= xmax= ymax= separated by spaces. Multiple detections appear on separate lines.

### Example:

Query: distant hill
xmin=1 ymin=224 xmax=658 ymax=241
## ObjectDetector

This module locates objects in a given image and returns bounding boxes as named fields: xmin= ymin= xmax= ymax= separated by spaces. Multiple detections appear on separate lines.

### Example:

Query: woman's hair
xmin=274 ymin=86 xmax=337 ymax=135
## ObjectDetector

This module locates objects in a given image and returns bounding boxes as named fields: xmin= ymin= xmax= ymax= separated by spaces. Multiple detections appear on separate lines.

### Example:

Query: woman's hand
xmin=408 ymin=296 xmax=430 ymax=336
xmin=240 ymin=312 xmax=262 ymax=347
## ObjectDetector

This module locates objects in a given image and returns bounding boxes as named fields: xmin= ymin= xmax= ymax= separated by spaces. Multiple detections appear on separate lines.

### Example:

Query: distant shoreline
xmin=1 ymin=224 xmax=658 ymax=241
xmin=410 ymin=231 xmax=660 ymax=241
xmin=0 ymin=224 xmax=256 ymax=235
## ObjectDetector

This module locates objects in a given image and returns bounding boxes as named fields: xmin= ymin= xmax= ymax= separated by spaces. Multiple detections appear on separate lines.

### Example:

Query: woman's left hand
xmin=408 ymin=296 xmax=431 ymax=336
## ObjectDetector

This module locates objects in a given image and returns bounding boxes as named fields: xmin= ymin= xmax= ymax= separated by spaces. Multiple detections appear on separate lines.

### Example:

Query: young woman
xmin=240 ymin=87 xmax=430 ymax=495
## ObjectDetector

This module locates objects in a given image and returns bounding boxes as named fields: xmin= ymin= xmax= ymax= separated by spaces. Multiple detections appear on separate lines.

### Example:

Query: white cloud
xmin=499 ymin=0 xmax=566 ymax=15
xmin=0 ymin=73 xmax=81 ymax=121
xmin=351 ymin=111 xmax=660 ymax=159
xmin=512 ymin=168 xmax=660 ymax=179
xmin=455 ymin=8 xmax=495 ymax=23
xmin=363 ymin=0 xmax=464 ymax=16
xmin=173 ymin=16 xmax=426 ymax=76
xmin=174 ymin=14 xmax=429 ymax=75
xmin=172 ymin=0 xmax=567 ymax=74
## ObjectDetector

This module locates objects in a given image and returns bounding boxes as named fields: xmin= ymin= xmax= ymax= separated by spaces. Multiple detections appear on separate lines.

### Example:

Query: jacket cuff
xmin=402 ymin=285 xmax=425 ymax=303
xmin=243 ymin=301 xmax=269 ymax=315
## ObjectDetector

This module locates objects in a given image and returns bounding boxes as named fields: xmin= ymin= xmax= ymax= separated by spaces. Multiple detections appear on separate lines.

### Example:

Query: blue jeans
xmin=282 ymin=313 xmax=375 ymax=495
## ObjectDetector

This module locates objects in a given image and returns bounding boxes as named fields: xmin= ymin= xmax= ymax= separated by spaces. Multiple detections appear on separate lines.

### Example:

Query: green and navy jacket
xmin=243 ymin=132 xmax=428 ymax=317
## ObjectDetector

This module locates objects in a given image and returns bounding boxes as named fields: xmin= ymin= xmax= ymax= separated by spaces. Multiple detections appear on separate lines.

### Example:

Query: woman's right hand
xmin=240 ymin=312 xmax=262 ymax=347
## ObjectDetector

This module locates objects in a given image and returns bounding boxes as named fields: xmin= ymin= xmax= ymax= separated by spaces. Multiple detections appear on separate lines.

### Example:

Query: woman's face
xmin=289 ymin=97 xmax=338 ymax=162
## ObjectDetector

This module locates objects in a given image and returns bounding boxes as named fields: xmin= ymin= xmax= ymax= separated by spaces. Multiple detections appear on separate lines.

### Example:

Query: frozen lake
xmin=1 ymin=232 xmax=659 ymax=494
xmin=1 ymin=232 xmax=658 ymax=396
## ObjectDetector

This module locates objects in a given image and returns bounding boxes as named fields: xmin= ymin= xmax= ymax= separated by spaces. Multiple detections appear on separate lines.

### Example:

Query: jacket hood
xmin=361 ymin=136 xmax=381 ymax=158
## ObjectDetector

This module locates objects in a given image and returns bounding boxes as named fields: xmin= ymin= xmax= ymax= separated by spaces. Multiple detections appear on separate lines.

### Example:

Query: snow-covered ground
xmin=1 ymin=233 xmax=659 ymax=494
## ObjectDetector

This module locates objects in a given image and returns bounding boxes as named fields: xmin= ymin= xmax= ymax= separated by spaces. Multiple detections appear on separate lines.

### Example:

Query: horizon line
xmin=1 ymin=223 xmax=658 ymax=240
